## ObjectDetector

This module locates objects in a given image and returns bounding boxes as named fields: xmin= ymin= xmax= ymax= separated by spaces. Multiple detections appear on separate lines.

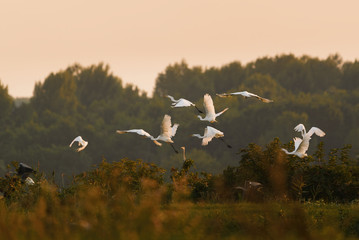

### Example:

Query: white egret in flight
xmin=116 ymin=129 xmax=162 ymax=146
xmin=153 ymin=114 xmax=179 ymax=153
xmin=69 ymin=136 xmax=88 ymax=152
xmin=198 ymin=94 xmax=229 ymax=123
xmin=117 ymin=115 xmax=179 ymax=153
xmin=282 ymin=124 xmax=325 ymax=158
xmin=192 ymin=126 xmax=232 ymax=148
xmin=216 ymin=91 xmax=273 ymax=103
xmin=294 ymin=124 xmax=326 ymax=138
xmin=166 ymin=95 xmax=203 ymax=113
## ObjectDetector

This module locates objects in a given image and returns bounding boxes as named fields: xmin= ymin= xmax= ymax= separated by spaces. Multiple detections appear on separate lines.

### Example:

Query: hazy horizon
xmin=1 ymin=0 xmax=358 ymax=97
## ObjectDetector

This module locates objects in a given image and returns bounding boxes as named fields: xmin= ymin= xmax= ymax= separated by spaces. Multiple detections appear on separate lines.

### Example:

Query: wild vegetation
xmin=0 ymin=53 xmax=358 ymax=238
xmin=0 ymin=54 xmax=358 ymax=179
xmin=0 ymin=155 xmax=359 ymax=239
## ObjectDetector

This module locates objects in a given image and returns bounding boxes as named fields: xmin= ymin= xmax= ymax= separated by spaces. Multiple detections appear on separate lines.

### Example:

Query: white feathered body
xmin=216 ymin=91 xmax=273 ymax=103
xmin=116 ymin=129 xmax=161 ymax=146
xmin=153 ymin=114 xmax=179 ymax=143
xmin=282 ymin=124 xmax=325 ymax=158
xmin=192 ymin=126 xmax=224 ymax=146
xmin=166 ymin=95 xmax=195 ymax=108
xmin=69 ymin=136 xmax=88 ymax=152
xmin=198 ymin=94 xmax=228 ymax=123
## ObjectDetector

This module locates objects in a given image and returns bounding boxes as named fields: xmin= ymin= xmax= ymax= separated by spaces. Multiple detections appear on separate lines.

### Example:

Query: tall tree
xmin=0 ymin=80 xmax=13 ymax=122
xmin=154 ymin=60 xmax=211 ymax=99
xmin=31 ymin=71 xmax=78 ymax=115
xmin=76 ymin=63 xmax=123 ymax=107
xmin=341 ymin=60 xmax=359 ymax=90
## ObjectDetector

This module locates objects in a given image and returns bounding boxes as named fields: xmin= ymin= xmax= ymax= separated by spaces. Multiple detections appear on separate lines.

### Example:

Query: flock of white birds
xmin=69 ymin=90 xmax=326 ymax=159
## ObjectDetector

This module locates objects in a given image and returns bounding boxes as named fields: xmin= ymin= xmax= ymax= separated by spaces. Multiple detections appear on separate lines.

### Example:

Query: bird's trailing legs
xmin=219 ymin=138 xmax=232 ymax=148
xmin=170 ymin=143 xmax=179 ymax=154
xmin=194 ymin=106 xmax=204 ymax=114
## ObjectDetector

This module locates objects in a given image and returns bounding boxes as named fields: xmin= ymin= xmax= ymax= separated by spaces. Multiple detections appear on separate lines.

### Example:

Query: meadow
xmin=1 ymin=157 xmax=359 ymax=240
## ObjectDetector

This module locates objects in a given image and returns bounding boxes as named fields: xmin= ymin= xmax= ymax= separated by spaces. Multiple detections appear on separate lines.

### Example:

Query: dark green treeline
xmin=0 ymin=54 xmax=358 ymax=180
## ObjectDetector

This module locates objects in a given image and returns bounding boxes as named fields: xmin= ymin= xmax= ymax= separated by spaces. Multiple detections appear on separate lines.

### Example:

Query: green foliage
xmin=154 ymin=60 xmax=212 ymax=99
xmin=0 ymin=54 xmax=359 ymax=199
xmin=170 ymin=158 xmax=215 ymax=202
xmin=0 ymin=80 xmax=13 ymax=122
xmin=223 ymin=139 xmax=359 ymax=203
xmin=73 ymin=158 xmax=165 ymax=196
xmin=1 ymin=54 xmax=359 ymax=238
xmin=341 ymin=60 xmax=359 ymax=89
xmin=32 ymin=71 xmax=78 ymax=115
xmin=1 ymin=160 xmax=359 ymax=239
xmin=76 ymin=63 xmax=123 ymax=106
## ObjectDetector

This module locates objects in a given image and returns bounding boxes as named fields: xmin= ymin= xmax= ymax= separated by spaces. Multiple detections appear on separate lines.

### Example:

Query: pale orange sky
xmin=1 ymin=0 xmax=358 ymax=97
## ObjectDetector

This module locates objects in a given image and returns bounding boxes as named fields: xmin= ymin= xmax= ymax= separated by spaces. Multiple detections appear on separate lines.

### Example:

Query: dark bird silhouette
xmin=17 ymin=163 xmax=36 ymax=184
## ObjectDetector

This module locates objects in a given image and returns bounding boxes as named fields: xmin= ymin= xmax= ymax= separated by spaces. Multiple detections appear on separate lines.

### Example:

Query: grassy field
xmin=1 ymin=159 xmax=359 ymax=240
xmin=1 ymin=180 xmax=359 ymax=240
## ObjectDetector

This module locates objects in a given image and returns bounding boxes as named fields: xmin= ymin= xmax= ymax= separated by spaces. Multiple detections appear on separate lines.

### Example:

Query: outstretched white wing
xmin=307 ymin=127 xmax=326 ymax=137
xmin=201 ymin=127 xmax=212 ymax=145
xmin=207 ymin=126 xmax=224 ymax=137
xmin=69 ymin=136 xmax=83 ymax=147
xmin=171 ymin=123 xmax=179 ymax=137
xmin=215 ymin=107 xmax=229 ymax=117
xmin=233 ymin=91 xmax=256 ymax=98
xmin=203 ymin=94 xmax=216 ymax=117
xmin=216 ymin=93 xmax=231 ymax=98
xmin=283 ymin=137 xmax=303 ymax=155
xmin=216 ymin=91 xmax=273 ymax=103
xmin=70 ymin=136 xmax=88 ymax=152
xmin=294 ymin=124 xmax=306 ymax=137
xmin=116 ymin=129 xmax=153 ymax=138
xmin=160 ymin=114 xmax=173 ymax=138
xmin=294 ymin=124 xmax=306 ymax=133
xmin=167 ymin=95 xmax=196 ymax=108
xmin=202 ymin=126 xmax=223 ymax=146
xmin=116 ymin=129 xmax=161 ymax=146
xmin=235 ymin=91 xmax=273 ymax=103
xmin=173 ymin=99 xmax=194 ymax=107
xmin=293 ymin=137 xmax=303 ymax=152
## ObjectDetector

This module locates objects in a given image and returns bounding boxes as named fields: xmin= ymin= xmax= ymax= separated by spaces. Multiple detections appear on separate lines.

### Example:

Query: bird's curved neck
xmin=192 ymin=134 xmax=203 ymax=139
xmin=302 ymin=127 xmax=307 ymax=137
xmin=197 ymin=115 xmax=205 ymax=121
xmin=152 ymin=136 xmax=160 ymax=141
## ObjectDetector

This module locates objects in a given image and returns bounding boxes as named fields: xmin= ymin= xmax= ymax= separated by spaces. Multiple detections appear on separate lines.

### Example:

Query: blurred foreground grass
xmin=0 ymin=159 xmax=359 ymax=239
xmin=1 ymin=193 xmax=359 ymax=239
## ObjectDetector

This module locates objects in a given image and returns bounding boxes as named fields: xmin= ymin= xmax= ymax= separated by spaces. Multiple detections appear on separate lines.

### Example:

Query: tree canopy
xmin=0 ymin=54 xmax=358 ymax=184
